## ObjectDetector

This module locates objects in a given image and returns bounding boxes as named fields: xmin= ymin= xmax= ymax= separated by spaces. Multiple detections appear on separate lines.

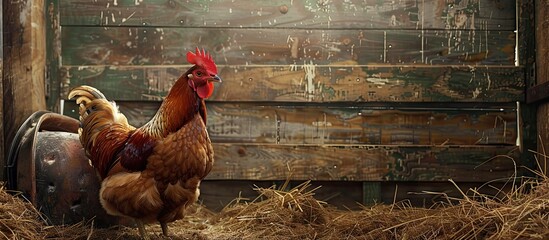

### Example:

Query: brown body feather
xmin=68 ymin=68 xmax=215 ymax=230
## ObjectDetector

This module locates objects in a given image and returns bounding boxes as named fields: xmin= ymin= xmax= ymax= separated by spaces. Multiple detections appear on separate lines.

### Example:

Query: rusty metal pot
xmin=5 ymin=111 xmax=120 ymax=227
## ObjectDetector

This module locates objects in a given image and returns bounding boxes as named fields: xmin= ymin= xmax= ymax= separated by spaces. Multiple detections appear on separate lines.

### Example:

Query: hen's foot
xmin=161 ymin=222 xmax=169 ymax=236
xmin=136 ymin=220 xmax=150 ymax=240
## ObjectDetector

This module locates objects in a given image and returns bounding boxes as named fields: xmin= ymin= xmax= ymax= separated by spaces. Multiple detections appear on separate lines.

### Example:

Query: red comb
xmin=186 ymin=47 xmax=218 ymax=74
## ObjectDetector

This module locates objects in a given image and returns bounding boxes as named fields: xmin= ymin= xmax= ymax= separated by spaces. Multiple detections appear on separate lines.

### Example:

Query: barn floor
xmin=2 ymin=177 xmax=549 ymax=240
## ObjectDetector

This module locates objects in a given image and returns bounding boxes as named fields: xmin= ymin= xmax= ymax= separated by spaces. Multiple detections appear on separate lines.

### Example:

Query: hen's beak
xmin=209 ymin=75 xmax=222 ymax=83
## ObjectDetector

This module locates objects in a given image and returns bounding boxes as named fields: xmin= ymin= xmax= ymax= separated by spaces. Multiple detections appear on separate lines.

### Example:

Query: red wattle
xmin=197 ymin=82 xmax=214 ymax=99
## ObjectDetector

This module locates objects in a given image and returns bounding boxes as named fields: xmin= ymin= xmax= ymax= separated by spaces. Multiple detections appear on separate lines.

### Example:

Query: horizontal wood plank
xmin=63 ymin=101 xmax=518 ymax=146
xmin=206 ymin=144 xmax=521 ymax=181
xmin=61 ymin=27 xmax=517 ymax=66
xmin=200 ymin=180 xmax=366 ymax=210
xmin=60 ymin=0 xmax=516 ymax=30
xmin=61 ymin=66 xmax=524 ymax=102
xmin=200 ymin=180 xmax=514 ymax=210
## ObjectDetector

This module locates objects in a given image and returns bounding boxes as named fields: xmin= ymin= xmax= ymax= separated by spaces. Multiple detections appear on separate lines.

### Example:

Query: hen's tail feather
xmin=69 ymin=86 xmax=107 ymax=121
xmin=68 ymin=85 xmax=133 ymax=128
xmin=68 ymin=85 xmax=135 ymax=178
xmin=68 ymin=85 xmax=106 ymax=102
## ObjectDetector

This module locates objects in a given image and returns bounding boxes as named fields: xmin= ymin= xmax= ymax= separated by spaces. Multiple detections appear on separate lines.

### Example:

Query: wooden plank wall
xmin=53 ymin=0 xmax=529 ymax=205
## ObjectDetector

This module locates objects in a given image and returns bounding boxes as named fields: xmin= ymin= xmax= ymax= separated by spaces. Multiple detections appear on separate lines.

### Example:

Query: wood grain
xmin=63 ymin=101 xmax=518 ymax=146
xmin=536 ymin=0 xmax=549 ymax=175
xmin=0 ymin=58 xmax=3 ymax=169
xmin=206 ymin=144 xmax=521 ymax=182
xmin=2 ymin=0 xmax=47 ymax=177
xmin=59 ymin=0 xmax=516 ymax=31
xmin=61 ymin=65 xmax=524 ymax=102
xmin=200 ymin=180 xmax=514 ymax=210
xmin=46 ymin=0 xmax=62 ymax=113
xmin=51 ymin=0 xmax=532 ymax=187
xmin=61 ymin=27 xmax=517 ymax=66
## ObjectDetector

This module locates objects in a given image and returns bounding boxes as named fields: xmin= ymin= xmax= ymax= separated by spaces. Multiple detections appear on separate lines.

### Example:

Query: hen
xmin=68 ymin=48 xmax=221 ymax=238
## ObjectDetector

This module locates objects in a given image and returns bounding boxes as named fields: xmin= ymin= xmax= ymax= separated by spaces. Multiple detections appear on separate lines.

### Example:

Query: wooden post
xmin=0 ymin=0 xmax=3 ymax=182
xmin=536 ymin=0 xmax=549 ymax=175
xmin=2 ymin=0 xmax=47 ymax=179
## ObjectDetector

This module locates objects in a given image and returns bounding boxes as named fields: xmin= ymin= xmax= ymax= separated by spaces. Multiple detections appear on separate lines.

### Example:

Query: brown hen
xmin=68 ymin=48 xmax=221 ymax=239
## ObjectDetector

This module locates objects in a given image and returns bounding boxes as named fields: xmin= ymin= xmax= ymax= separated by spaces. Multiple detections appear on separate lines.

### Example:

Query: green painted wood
xmin=363 ymin=182 xmax=381 ymax=205
xmin=62 ymin=100 xmax=518 ymax=146
xmin=201 ymin=180 xmax=365 ymax=211
xmin=59 ymin=0 xmax=516 ymax=31
xmin=60 ymin=65 xmax=524 ymax=102
xmin=50 ymin=0 xmax=532 ymax=186
xmin=207 ymin=144 xmax=521 ymax=181
xmin=61 ymin=27 xmax=517 ymax=66
xmin=46 ymin=0 xmax=61 ymax=112
xmin=201 ymin=180 xmax=514 ymax=210
xmin=378 ymin=181 xmax=514 ymax=207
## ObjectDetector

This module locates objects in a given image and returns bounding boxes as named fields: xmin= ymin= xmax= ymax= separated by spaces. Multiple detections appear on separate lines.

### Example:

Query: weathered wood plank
xmin=0 ymin=0 xmax=3 ymax=172
xmin=61 ymin=65 xmax=524 ymax=102
xmin=378 ymin=181 xmax=513 ymax=206
xmin=0 ymin=64 xmax=3 ymax=172
xmin=46 ymin=0 xmax=62 ymax=113
xmin=536 ymin=0 xmax=549 ymax=175
xmin=2 ymin=0 xmax=47 ymax=177
xmin=200 ymin=180 xmax=365 ymax=211
xmin=63 ymin=101 xmax=518 ymax=146
xmin=59 ymin=0 xmax=516 ymax=31
xmin=201 ymin=180 xmax=514 ymax=210
xmin=61 ymin=27 xmax=517 ymax=66
xmin=206 ymin=144 xmax=521 ymax=182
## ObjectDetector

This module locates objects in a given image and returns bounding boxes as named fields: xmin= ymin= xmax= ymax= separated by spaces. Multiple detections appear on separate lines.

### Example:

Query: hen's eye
xmin=196 ymin=71 xmax=203 ymax=77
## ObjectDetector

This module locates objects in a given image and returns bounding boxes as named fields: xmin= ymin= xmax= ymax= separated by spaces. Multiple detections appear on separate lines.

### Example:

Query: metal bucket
xmin=5 ymin=111 xmax=120 ymax=227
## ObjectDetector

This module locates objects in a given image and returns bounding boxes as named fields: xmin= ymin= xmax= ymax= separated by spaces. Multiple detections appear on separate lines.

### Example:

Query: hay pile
xmin=203 ymin=179 xmax=549 ymax=240
xmin=2 ymin=178 xmax=549 ymax=239
xmin=0 ymin=187 xmax=94 ymax=239
xmin=0 ymin=187 xmax=45 ymax=239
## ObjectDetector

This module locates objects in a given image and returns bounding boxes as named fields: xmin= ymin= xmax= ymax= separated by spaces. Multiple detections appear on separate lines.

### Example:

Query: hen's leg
xmin=161 ymin=222 xmax=169 ymax=236
xmin=136 ymin=220 xmax=150 ymax=240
